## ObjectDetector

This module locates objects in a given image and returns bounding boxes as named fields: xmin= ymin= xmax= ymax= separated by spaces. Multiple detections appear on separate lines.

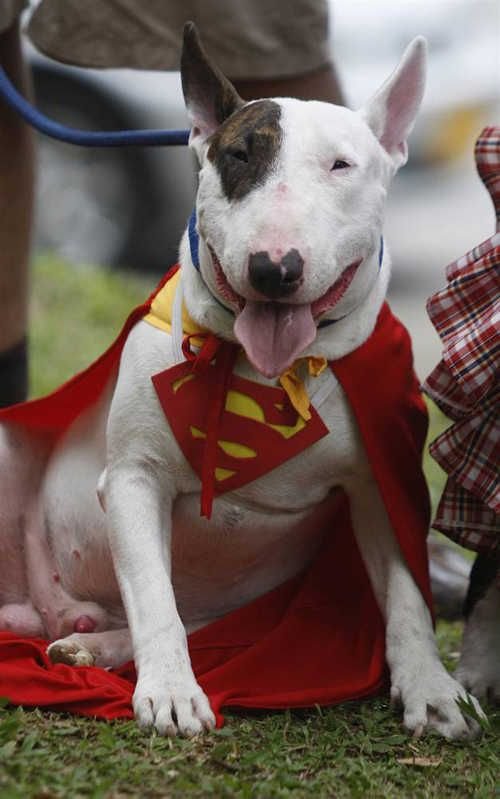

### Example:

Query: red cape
xmin=0 ymin=269 xmax=431 ymax=725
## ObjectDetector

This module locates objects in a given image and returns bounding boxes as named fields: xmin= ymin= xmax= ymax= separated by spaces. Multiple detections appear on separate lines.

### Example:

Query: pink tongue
xmin=234 ymin=301 xmax=317 ymax=378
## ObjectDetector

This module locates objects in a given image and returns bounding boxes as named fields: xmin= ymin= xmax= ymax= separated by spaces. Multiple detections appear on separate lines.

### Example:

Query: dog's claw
xmin=390 ymin=686 xmax=402 ymax=707
xmin=455 ymin=658 xmax=500 ymax=705
xmin=134 ymin=697 xmax=155 ymax=731
xmin=133 ymin=677 xmax=215 ymax=737
xmin=393 ymin=665 xmax=486 ymax=739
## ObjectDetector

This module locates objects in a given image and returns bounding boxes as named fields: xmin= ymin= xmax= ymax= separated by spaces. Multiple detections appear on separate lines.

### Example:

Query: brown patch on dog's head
xmin=181 ymin=23 xmax=282 ymax=198
xmin=207 ymin=100 xmax=282 ymax=200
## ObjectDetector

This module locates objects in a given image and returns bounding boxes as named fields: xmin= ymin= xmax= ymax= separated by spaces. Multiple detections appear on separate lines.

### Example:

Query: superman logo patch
xmin=152 ymin=357 xmax=329 ymax=499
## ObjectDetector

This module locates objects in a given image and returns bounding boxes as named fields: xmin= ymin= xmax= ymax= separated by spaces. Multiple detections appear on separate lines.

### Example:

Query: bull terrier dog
xmin=0 ymin=23 xmax=485 ymax=737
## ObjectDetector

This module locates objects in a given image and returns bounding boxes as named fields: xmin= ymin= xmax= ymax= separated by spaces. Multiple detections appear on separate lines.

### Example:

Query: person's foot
xmin=0 ymin=338 xmax=28 ymax=407
xmin=428 ymin=533 xmax=471 ymax=620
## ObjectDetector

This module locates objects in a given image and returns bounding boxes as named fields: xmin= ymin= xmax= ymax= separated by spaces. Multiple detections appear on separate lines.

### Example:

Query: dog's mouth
xmin=208 ymin=246 xmax=361 ymax=378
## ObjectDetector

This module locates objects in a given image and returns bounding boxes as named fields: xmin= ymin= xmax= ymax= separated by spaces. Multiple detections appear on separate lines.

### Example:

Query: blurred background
xmin=25 ymin=0 xmax=500 ymax=381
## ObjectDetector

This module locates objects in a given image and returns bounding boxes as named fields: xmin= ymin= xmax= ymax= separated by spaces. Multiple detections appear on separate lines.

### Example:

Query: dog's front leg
xmin=346 ymin=474 xmax=485 ymax=739
xmin=103 ymin=462 xmax=215 ymax=736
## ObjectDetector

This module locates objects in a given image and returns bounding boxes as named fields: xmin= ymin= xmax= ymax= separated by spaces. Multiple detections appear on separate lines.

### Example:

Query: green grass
xmin=1 ymin=658 xmax=499 ymax=799
xmin=1 ymin=256 xmax=497 ymax=798
xmin=29 ymin=255 xmax=152 ymax=398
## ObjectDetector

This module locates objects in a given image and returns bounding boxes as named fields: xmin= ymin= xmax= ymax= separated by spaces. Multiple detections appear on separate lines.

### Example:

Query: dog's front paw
xmin=133 ymin=672 xmax=216 ymax=737
xmin=391 ymin=665 xmax=486 ymax=739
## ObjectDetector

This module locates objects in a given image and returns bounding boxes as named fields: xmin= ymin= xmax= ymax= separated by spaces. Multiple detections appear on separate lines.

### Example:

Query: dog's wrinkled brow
xmin=207 ymin=100 xmax=282 ymax=201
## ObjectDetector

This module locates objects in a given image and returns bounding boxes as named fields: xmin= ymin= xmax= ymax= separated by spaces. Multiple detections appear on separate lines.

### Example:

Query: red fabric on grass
xmin=0 ymin=499 xmax=386 ymax=725
xmin=0 ymin=279 xmax=431 ymax=723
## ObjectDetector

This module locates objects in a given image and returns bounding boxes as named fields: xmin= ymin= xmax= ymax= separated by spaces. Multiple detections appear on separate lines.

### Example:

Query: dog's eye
xmin=228 ymin=149 xmax=249 ymax=163
xmin=331 ymin=159 xmax=350 ymax=170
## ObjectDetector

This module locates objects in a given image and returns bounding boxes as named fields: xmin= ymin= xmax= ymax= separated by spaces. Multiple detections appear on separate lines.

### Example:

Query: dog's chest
xmin=170 ymin=488 xmax=342 ymax=629
xmin=152 ymin=352 xmax=363 ymax=625
xmin=148 ymin=340 xmax=365 ymax=509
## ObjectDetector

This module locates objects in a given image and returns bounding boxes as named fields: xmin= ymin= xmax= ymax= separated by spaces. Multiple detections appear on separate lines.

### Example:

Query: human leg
xmin=0 ymin=17 xmax=34 ymax=406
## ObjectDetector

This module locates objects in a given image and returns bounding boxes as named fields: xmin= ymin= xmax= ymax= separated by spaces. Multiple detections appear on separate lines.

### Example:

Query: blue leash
xmin=0 ymin=66 xmax=189 ymax=147
xmin=0 ymin=64 xmax=385 ymax=330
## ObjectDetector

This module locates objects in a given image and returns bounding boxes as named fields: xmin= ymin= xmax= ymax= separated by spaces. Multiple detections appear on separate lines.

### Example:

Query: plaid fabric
xmin=475 ymin=126 xmax=500 ymax=230
xmin=423 ymin=127 xmax=500 ymax=557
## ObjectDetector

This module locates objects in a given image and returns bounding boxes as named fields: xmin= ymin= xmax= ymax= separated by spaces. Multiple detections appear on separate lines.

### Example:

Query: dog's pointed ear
xmin=361 ymin=36 xmax=427 ymax=170
xmin=181 ymin=21 xmax=244 ymax=157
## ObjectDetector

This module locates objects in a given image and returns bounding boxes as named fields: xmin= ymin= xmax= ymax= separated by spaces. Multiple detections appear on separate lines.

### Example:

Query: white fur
xmin=0 ymin=35 xmax=486 ymax=737
xmin=455 ymin=583 xmax=500 ymax=702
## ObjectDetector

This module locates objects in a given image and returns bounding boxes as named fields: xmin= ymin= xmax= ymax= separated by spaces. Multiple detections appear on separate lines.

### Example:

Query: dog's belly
xmin=43 ymin=477 xmax=338 ymax=633
xmin=45 ymin=474 xmax=120 ymax=608
xmin=40 ymin=385 xmax=123 ymax=615
xmin=0 ymin=425 xmax=49 ymax=605
xmin=171 ymin=490 xmax=339 ymax=631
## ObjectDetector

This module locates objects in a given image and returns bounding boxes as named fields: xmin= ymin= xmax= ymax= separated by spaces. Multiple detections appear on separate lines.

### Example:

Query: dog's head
xmin=180 ymin=22 xmax=426 ymax=377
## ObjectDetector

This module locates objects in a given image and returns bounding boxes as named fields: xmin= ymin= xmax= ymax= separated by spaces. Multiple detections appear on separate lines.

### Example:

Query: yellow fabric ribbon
xmin=279 ymin=357 xmax=327 ymax=421
xmin=144 ymin=270 xmax=326 ymax=421
xmin=144 ymin=270 xmax=206 ymax=339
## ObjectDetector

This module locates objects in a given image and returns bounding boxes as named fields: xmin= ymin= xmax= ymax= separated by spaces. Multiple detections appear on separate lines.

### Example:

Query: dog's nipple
xmin=73 ymin=615 xmax=97 ymax=634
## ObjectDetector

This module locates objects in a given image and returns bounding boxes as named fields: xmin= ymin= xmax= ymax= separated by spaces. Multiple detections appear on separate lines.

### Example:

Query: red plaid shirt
xmin=423 ymin=127 xmax=500 ymax=558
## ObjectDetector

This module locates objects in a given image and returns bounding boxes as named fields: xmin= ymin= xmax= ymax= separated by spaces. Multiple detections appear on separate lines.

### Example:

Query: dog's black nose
xmin=248 ymin=249 xmax=304 ymax=299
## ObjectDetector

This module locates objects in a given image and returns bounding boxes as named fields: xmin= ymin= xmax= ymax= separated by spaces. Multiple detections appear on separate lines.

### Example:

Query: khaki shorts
xmin=0 ymin=0 xmax=26 ymax=34
xmin=27 ymin=0 xmax=330 ymax=79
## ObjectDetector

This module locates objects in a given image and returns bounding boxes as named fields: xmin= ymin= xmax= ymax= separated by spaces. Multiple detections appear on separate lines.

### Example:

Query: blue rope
xmin=188 ymin=208 xmax=200 ymax=268
xmin=0 ymin=66 xmax=189 ymax=147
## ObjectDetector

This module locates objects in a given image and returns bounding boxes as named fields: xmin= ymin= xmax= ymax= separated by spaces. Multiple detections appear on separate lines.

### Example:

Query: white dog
xmin=0 ymin=23 xmax=485 ymax=738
